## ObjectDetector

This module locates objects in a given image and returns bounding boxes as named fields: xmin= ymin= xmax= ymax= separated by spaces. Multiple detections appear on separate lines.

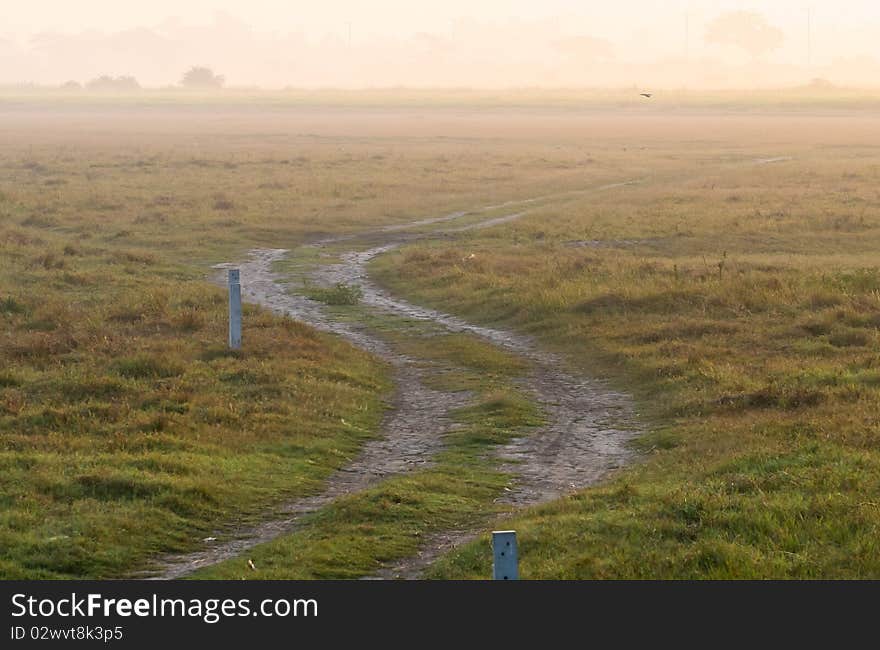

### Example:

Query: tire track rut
xmin=146 ymin=183 xmax=642 ymax=579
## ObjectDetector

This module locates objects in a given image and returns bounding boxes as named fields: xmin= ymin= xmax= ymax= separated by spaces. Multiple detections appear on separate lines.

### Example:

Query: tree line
xmin=60 ymin=67 xmax=225 ymax=91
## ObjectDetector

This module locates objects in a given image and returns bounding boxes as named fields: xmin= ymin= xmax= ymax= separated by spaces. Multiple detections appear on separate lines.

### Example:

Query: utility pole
xmin=346 ymin=21 xmax=352 ymax=49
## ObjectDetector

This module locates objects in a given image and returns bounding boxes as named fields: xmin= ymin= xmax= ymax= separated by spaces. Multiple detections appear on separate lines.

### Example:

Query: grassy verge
xmin=191 ymin=328 xmax=541 ymax=579
xmin=0 ymin=227 xmax=389 ymax=578
xmin=371 ymin=148 xmax=880 ymax=578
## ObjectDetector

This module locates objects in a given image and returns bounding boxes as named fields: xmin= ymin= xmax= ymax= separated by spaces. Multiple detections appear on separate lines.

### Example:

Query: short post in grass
xmin=228 ymin=269 xmax=242 ymax=350
xmin=492 ymin=530 xmax=518 ymax=580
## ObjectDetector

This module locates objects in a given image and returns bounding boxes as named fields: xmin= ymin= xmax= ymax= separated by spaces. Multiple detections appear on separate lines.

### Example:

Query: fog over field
xmin=2 ymin=0 xmax=880 ymax=88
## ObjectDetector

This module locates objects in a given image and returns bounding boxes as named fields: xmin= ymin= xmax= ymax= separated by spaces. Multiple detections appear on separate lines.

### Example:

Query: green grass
xmin=371 ymin=139 xmax=880 ymax=578
xmin=306 ymin=283 xmax=364 ymax=306
xmin=426 ymin=443 xmax=880 ymax=579
xmin=0 ymin=258 xmax=389 ymax=578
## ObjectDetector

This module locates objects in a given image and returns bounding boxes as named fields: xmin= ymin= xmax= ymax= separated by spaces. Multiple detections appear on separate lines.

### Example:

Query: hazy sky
xmin=3 ymin=1 xmax=880 ymax=87
xmin=3 ymin=1 xmax=877 ymax=37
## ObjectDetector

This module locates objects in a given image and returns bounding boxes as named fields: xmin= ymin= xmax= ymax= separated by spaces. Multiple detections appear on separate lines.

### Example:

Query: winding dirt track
xmin=148 ymin=186 xmax=642 ymax=580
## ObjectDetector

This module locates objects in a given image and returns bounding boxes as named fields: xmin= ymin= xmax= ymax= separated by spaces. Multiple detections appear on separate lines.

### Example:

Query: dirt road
xmin=149 ymin=185 xmax=641 ymax=579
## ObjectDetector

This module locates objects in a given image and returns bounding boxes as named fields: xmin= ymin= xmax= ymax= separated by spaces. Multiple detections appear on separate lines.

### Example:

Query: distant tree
xmin=85 ymin=75 xmax=141 ymax=92
xmin=180 ymin=66 xmax=225 ymax=89
xmin=60 ymin=80 xmax=82 ymax=90
xmin=706 ymin=11 xmax=783 ymax=60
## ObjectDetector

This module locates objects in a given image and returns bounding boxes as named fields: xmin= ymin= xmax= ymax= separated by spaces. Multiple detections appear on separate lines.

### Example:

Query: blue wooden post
xmin=492 ymin=530 xmax=518 ymax=580
xmin=228 ymin=269 xmax=242 ymax=350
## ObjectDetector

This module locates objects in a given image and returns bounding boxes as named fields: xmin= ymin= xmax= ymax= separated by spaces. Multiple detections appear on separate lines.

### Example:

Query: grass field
xmin=0 ymin=104 xmax=589 ymax=578
xmin=0 ymin=148 xmax=395 ymax=577
xmin=3 ymin=96 xmax=880 ymax=578
xmin=371 ymin=118 xmax=880 ymax=578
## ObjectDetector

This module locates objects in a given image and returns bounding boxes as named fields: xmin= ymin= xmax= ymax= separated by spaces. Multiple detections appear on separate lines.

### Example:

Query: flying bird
xmin=640 ymin=93 xmax=653 ymax=98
